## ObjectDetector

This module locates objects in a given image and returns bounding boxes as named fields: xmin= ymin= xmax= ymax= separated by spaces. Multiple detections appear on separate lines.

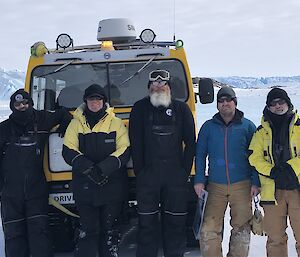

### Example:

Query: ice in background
xmin=197 ymin=86 xmax=300 ymax=128
xmin=0 ymin=101 xmax=9 ymax=122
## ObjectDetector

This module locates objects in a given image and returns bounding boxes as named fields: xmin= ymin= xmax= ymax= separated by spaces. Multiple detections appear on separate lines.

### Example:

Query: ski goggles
xmin=149 ymin=70 xmax=170 ymax=81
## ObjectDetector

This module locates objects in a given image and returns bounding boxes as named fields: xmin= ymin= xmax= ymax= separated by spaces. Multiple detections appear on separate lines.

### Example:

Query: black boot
xmin=100 ymin=229 xmax=121 ymax=257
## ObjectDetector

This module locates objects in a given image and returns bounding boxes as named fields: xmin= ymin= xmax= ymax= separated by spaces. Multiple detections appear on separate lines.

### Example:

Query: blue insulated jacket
xmin=195 ymin=109 xmax=260 ymax=186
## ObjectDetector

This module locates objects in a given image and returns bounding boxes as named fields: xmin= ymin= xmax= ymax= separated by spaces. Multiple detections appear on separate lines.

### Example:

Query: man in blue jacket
xmin=194 ymin=86 xmax=260 ymax=257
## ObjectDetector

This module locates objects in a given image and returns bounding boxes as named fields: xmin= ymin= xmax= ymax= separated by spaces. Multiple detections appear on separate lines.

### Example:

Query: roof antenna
xmin=173 ymin=0 xmax=176 ymax=42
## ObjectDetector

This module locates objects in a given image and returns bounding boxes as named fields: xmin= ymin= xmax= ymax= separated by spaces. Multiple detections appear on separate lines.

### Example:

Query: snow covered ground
xmin=0 ymin=86 xmax=299 ymax=256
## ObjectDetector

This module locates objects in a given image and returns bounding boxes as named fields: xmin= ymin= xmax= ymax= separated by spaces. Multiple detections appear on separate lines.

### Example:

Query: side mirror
xmin=198 ymin=78 xmax=214 ymax=104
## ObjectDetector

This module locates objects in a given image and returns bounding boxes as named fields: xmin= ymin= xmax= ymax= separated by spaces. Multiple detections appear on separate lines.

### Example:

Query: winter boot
xmin=100 ymin=229 xmax=121 ymax=257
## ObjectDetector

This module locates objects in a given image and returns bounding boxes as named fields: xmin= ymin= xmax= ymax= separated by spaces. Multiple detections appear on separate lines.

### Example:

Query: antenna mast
xmin=173 ymin=0 xmax=176 ymax=42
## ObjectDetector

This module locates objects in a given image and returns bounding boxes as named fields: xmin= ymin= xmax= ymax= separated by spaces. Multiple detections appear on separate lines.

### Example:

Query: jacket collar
xmin=261 ymin=106 xmax=298 ymax=129
xmin=73 ymin=103 xmax=115 ymax=125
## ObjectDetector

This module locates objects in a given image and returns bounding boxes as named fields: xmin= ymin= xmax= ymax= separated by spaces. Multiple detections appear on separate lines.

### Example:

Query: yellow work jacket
xmin=249 ymin=111 xmax=300 ymax=203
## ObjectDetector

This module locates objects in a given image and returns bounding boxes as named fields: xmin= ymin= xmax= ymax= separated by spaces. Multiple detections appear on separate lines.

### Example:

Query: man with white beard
xmin=129 ymin=69 xmax=196 ymax=257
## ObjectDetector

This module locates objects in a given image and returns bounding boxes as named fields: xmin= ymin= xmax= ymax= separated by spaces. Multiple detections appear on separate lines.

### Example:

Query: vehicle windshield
xmin=30 ymin=60 xmax=189 ymax=111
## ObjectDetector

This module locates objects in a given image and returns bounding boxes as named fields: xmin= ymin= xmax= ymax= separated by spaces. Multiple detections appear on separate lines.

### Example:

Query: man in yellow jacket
xmin=63 ymin=84 xmax=130 ymax=257
xmin=249 ymin=87 xmax=300 ymax=257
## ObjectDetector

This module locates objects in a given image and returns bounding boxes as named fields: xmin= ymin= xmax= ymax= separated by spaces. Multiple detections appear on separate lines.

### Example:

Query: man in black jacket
xmin=129 ymin=70 xmax=196 ymax=257
xmin=0 ymin=89 xmax=72 ymax=257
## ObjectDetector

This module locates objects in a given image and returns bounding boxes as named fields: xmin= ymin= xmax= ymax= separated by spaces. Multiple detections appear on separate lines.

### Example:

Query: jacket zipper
xmin=224 ymin=127 xmax=231 ymax=194
xmin=267 ymin=145 xmax=273 ymax=164
xmin=293 ymin=146 xmax=297 ymax=157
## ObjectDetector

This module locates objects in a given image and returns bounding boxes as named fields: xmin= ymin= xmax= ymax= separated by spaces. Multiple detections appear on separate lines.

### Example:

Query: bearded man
xmin=129 ymin=69 xmax=196 ymax=257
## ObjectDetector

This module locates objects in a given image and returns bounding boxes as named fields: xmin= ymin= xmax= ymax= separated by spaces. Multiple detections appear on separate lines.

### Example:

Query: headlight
xmin=140 ymin=29 xmax=156 ymax=43
xmin=56 ymin=33 xmax=73 ymax=50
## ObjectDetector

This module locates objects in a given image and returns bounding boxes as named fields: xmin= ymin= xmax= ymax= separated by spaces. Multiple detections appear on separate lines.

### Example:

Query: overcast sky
xmin=1 ymin=0 xmax=300 ymax=77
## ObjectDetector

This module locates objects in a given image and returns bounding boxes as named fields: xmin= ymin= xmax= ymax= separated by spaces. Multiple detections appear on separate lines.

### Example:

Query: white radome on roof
xmin=97 ymin=18 xmax=136 ymax=43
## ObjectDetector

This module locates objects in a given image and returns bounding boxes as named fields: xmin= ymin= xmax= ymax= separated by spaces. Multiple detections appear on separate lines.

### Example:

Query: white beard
xmin=150 ymin=91 xmax=171 ymax=107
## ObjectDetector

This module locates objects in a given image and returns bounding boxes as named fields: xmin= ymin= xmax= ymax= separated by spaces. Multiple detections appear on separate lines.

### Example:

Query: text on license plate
xmin=49 ymin=193 xmax=75 ymax=204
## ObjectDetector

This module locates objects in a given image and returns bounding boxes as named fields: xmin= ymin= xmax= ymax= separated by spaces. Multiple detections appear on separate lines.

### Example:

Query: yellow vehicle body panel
xmin=25 ymin=45 xmax=197 ymax=181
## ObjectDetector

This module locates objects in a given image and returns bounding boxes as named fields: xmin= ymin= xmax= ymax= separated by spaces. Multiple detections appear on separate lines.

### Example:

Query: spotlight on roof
xmin=56 ymin=33 xmax=73 ymax=50
xmin=140 ymin=29 xmax=156 ymax=43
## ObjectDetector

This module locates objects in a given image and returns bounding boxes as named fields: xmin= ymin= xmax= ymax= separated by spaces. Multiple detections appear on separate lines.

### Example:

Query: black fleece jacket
xmin=129 ymin=97 xmax=196 ymax=176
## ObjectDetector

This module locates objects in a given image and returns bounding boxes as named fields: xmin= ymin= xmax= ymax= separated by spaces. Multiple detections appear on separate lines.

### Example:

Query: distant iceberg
xmin=213 ymin=75 xmax=300 ymax=89
xmin=0 ymin=69 xmax=25 ymax=100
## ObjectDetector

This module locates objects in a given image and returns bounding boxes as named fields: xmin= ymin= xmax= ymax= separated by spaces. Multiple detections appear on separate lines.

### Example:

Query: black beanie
xmin=217 ymin=86 xmax=237 ymax=105
xmin=83 ymin=84 xmax=107 ymax=102
xmin=266 ymin=87 xmax=292 ymax=108
xmin=10 ymin=89 xmax=34 ymax=111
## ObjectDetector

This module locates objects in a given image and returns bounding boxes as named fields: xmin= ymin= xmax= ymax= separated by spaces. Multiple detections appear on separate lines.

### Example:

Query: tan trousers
xmin=200 ymin=180 xmax=252 ymax=257
xmin=263 ymin=189 xmax=300 ymax=257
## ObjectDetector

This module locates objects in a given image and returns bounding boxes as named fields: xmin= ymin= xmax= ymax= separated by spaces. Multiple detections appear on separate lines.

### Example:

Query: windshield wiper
xmin=118 ymin=54 xmax=159 ymax=87
xmin=36 ymin=59 xmax=77 ymax=78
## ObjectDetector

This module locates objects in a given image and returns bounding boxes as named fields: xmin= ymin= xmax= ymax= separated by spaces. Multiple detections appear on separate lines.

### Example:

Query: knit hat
xmin=266 ymin=87 xmax=292 ymax=108
xmin=9 ymin=89 xmax=34 ymax=126
xmin=217 ymin=86 xmax=237 ymax=105
xmin=10 ymin=89 xmax=34 ymax=111
xmin=83 ymin=84 xmax=107 ymax=102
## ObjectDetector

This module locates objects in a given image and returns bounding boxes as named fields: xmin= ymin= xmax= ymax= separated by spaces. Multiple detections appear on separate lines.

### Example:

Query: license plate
xmin=49 ymin=193 xmax=75 ymax=204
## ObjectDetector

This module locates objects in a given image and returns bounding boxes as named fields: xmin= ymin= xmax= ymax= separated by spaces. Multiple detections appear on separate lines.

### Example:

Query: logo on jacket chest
xmin=166 ymin=109 xmax=172 ymax=116
xmin=105 ymin=139 xmax=115 ymax=143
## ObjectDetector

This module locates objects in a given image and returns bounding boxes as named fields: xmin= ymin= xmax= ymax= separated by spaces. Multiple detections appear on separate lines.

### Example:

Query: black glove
xmin=56 ymin=111 xmax=72 ymax=137
xmin=270 ymin=165 xmax=280 ymax=179
xmin=82 ymin=165 xmax=108 ymax=186
xmin=280 ymin=163 xmax=299 ymax=190
xmin=270 ymin=163 xmax=299 ymax=190
xmin=56 ymin=120 xmax=71 ymax=138
xmin=72 ymin=155 xmax=94 ymax=174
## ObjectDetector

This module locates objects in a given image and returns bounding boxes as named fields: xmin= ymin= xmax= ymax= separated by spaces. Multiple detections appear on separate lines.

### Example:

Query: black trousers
xmin=136 ymin=170 xmax=188 ymax=257
xmin=1 ymin=195 xmax=53 ymax=257
xmin=74 ymin=202 xmax=123 ymax=257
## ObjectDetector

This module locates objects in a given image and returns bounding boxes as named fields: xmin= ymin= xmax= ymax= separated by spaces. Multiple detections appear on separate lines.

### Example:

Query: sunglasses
xmin=269 ymin=98 xmax=286 ymax=107
xmin=149 ymin=70 xmax=170 ymax=81
xmin=14 ymin=99 xmax=29 ymax=107
xmin=86 ymin=96 xmax=104 ymax=101
xmin=217 ymin=96 xmax=234 ymax=103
